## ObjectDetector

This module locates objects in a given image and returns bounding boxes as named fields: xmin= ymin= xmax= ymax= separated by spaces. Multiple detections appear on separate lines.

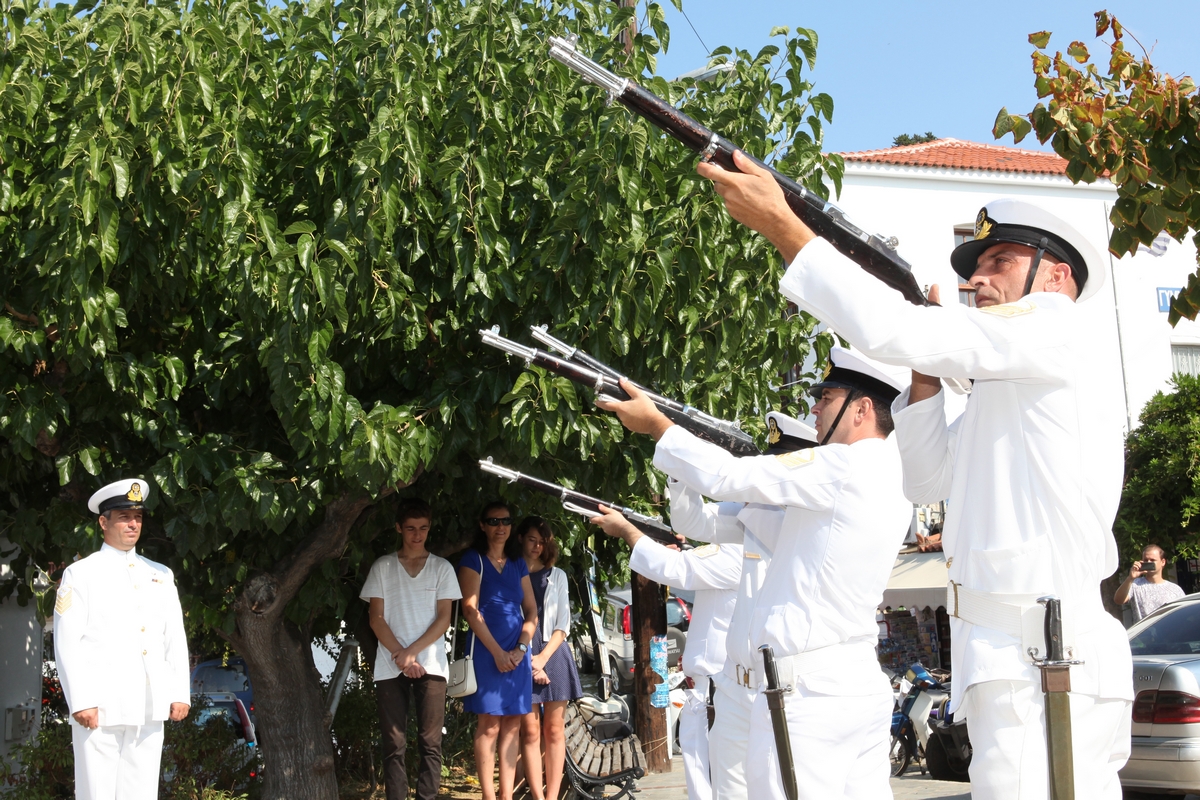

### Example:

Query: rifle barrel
xmin=548 ymin=35 xmax=930 ymax=308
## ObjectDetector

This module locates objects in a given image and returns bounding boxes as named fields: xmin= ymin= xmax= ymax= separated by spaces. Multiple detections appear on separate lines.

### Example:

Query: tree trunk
xmin=228 ymin=493 xmax=375 ymax=800
xmin=630 ymin=572 xmax=669 ymax=773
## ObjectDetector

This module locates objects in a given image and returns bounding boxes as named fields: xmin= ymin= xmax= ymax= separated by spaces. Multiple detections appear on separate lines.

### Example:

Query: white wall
xmin=0 ymin=539 xmax=43 ymax=762
xmin=830 ymin=162 xmax=1200 ymax=429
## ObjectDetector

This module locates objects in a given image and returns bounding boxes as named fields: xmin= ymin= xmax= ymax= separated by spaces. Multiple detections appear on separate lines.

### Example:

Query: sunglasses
xmin=483 ymin=517 xmax=513 ymax=527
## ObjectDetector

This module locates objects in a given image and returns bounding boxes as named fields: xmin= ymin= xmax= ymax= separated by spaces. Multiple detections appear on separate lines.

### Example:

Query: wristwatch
xmin=517 ymin=642 xmax=528 ymax=654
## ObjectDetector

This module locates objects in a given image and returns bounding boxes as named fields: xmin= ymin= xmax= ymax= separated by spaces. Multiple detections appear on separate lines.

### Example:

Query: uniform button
xmin=142 ymin=650 xmax=147 ymax=655
xmin=141 ymin=626 xmax=146 ymax=632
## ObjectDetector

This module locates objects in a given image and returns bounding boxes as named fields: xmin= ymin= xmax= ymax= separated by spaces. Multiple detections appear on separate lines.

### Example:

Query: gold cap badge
xmin=975 ymin=207 xmax=993 ymax=240
xmin=127 ymin=483 xmax=143 ymax=503
xmin=767 ymin=417 xmax=781 ymax=445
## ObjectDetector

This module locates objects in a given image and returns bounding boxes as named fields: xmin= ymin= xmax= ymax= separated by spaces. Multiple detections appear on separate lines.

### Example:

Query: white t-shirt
xmin=360 ymin=553 xmax=461 ymax=681
xmin=1129 ymin=577 xmax=1185 ymax=622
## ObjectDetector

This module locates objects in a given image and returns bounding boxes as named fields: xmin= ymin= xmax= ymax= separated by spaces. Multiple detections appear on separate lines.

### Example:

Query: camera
xmin=1141 ymin=561 xmax=1158 ymax=573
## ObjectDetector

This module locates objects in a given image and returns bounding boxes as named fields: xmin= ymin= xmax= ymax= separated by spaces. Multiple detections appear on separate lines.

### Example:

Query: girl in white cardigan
xmin=517 ymin=516 xmax=583 ymax=800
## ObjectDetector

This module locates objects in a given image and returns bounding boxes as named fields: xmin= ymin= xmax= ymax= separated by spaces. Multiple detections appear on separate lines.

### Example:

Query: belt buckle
xmin=950 ymin=580 xmax=960 ymax=619
xmin=737 ymin=665 xmax=752 ymax=688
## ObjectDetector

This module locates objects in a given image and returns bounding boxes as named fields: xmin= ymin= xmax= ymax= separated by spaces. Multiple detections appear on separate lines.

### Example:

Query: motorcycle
xmin=889 ymin=663 xmax=950 ymax=777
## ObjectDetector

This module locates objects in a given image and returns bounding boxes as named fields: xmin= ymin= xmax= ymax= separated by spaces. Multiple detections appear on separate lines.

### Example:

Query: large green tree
xmin=0 ymin=0 xmax=838 ymax=796
xmin=993 ymin=10 xmax=1200 ymax=323
xmin=1115 ymin=374 xmax=1200 ymax=561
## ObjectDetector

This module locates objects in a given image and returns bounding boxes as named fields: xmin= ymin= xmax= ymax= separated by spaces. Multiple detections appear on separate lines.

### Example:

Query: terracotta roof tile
xmin=839 ymin=138 xmax=1069 ymax=176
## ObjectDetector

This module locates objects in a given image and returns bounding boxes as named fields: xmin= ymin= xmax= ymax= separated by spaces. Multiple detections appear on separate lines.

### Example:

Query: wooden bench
xmin=563 ymin=701 xmax=646 ymax=800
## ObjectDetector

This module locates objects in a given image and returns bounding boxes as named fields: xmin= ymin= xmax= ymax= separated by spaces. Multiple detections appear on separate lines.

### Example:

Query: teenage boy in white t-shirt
xmin=361 ymin=499 xmax=462 ymax=800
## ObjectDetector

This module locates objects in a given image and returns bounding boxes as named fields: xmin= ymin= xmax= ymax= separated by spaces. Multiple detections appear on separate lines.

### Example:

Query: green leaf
xmin=109 ymin=154 xmax=130 ymax=199
xmin=283 ymin=221 xmax=317 ymax=237
xmin=1028 ymin=30 xmax=1052 ymax=49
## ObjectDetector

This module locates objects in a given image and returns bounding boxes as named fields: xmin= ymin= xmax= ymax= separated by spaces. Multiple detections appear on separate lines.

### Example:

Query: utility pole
xmin=621 ymin=0 xmax=637 ymax=57
xmin=631 ymin=572 xmax=669 ymax=773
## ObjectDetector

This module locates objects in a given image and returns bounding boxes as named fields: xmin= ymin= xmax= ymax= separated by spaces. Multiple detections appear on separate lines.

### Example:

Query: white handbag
xmin=447 ymin=602 xmax=477 ymax=699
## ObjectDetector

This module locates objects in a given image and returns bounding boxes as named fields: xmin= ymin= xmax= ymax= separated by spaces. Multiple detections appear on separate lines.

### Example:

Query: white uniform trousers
xmin=71 ymin=718 xmax=164 ymax=800
xmin=709 ymin=672 xmax=755 ymax=800
xmin=680 ymin=685 xmax=712 ymax=800
xmin=961 ymin=680 xmax=1131 ymax=800
xmin=745 ymin=683 xmax=893 ymax=800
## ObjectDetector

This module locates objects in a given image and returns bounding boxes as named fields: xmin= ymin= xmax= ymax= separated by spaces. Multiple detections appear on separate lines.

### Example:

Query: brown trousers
xmin=375 ymin=674 xmax=447 ymax=800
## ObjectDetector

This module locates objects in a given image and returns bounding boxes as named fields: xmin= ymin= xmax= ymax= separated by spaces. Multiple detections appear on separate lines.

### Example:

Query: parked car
xmin=574 ymin=589 xmax=686 ymax=693
xmin=1120 ymin=593 xmax=1200 ymax=796
xmin=193 ymin=691 xmax=257 ymax=745
xmin=191 ymin=657 xmax=255 ymax=725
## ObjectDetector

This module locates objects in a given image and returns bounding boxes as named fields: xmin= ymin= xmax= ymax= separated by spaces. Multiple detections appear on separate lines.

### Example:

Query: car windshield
xmin=1130 ymin=603 xmax=1200 ymax=656
xmin=193 ymin=665 xmax=251 ymax=693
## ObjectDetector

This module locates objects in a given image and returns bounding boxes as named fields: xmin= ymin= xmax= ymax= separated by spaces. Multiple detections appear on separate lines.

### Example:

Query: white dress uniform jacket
xmin=667 ymin=480 xmax=784 ymax=800
xmin=779 ymin=238 xmax=1133 ymax=712
xmin=656 ymin=425 xmax=910 ymax=800
xmin=655 ymin=425 xmax=911 ymax=684
xmin=627 ymin=503 xmax=741 ymax=800
xmin=55 ymin=543 xmax=191 ymax=724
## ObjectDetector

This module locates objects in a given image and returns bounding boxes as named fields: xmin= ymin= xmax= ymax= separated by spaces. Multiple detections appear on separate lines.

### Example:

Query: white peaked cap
xmin=812 ymin=346 xmax=910 ymax=402
xmin=88 ymin=478 xmax=150 ymax=515
xmin=951 ymin=198 xmax=1107 ymax=303
xmin=765 ymin=411 xmax=818 ymax=450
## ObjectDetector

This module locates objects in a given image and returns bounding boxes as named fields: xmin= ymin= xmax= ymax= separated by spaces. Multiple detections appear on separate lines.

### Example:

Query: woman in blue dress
xmin=458 ymin=501 xmax=539 ymax=800
xmin=517 ymin=516 xmax=584 ymax=800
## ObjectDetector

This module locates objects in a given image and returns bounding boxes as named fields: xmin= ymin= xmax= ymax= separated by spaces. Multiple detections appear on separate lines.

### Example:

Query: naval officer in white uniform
xmin=665 ymin=411 xmax=812 ymax=800
xmin=54 ymin=479 xmax=191 ymax=800
xmin=596 ymin=348 xmax=912 ymax=800
xmin=596 ymin=491 xmax=740 ymax=800
xmin=697 ymin=148 xmax=1133 ymax=799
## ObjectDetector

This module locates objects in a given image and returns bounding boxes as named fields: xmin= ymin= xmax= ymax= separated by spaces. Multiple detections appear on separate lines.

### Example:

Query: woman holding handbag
xmin=458 ymin=501 xmax=540 ymax=800
xmin=518 ymin=516 xmax=584 ymax=800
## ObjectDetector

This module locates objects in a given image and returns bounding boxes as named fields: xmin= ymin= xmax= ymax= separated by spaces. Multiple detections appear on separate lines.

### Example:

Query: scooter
xmin=889 ymin=663 xmax=949 ymax=777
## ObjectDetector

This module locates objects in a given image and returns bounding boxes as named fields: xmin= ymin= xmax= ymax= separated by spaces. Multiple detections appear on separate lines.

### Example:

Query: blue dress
xmin=461 ymin=549 xmax=533 ymax=717
xmin=530 ymin=568 xmax=584 ymax=704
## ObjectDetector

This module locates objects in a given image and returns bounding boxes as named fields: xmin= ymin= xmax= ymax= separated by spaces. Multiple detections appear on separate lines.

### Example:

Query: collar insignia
xmin=767 ymin=418 xmax=781 ymax=445
xmin=975 ymin=208 xmax=994 ymax=240
xmin=127 ymin=483 xmax=143 ymax=503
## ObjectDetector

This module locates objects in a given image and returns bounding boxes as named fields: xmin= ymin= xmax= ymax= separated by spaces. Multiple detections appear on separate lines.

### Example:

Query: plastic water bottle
xmin=649 ymin=635 xmax=669 ymax=708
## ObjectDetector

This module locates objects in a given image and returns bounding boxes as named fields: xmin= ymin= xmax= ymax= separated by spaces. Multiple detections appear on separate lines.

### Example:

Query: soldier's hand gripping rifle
xmin=479 ymin=458 xmax=687 ymax=548
xmin=480 ymin=326 xmax=760 ymax=457
xmin=547 ymin=35 xmax=930 ymax=307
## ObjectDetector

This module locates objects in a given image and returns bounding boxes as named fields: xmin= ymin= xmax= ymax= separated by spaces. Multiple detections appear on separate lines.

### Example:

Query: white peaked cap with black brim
xmin=810 ymin=346 xmax=909 ymax=404
xmin=88 ymin=479 xmax=150 ymax=515
xmin=765 ymin=411 xmax=818 ymax=454
xmin=949 ymin=198 xmax=1107 ymax=303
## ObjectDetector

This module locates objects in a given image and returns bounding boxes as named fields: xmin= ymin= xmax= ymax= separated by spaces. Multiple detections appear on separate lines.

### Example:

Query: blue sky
xmin=647 ymin=1 xmax=1199 ymax=154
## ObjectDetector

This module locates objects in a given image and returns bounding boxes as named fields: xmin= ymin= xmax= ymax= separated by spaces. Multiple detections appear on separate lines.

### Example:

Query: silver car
xmin=1121 ymin=593 xmax=1200 ymax=795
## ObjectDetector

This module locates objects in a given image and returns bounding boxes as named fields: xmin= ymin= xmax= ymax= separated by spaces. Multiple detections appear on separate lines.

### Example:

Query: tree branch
xmin=241 ymin=492 xmax=373 ymax=618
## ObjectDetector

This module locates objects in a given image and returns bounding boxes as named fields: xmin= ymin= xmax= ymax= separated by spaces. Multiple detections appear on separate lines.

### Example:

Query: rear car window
xmin=667 ymin=601 xmax=684 ymax=627
xmin=1130 ymin=603 xmax=1200 ymax=656
xmin=193 ymin=665 xmax=251 ymax=693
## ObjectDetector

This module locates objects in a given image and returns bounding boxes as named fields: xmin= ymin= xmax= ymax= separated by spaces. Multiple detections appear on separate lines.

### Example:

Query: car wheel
xmin=889 ymin=733 xmax=911 ymax=778
xmin=609 ymin=656 xmax=627 ymax=693
xmin=924 ymin=735 xmax=970 ymax=782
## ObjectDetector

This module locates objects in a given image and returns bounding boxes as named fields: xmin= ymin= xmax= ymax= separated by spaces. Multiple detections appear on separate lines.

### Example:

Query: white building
xmin=829 ymin=137 xmax=1200 ymax=431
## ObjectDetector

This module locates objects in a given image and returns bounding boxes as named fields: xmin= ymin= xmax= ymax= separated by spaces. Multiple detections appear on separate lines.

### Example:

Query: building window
xmin=1172 ymin=344 xmax=1200 ymax=376
xmin=958 ymin=284 xmax=977 ymax=308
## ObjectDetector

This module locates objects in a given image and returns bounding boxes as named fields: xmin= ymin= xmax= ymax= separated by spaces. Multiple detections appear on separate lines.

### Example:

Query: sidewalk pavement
xmin=630 ymin=757 xmax=972 ymax=798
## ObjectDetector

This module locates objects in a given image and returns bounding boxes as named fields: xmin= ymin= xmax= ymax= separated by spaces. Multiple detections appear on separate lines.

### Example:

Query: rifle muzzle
xmin=548 ymin=35 xmax=630 ymax=96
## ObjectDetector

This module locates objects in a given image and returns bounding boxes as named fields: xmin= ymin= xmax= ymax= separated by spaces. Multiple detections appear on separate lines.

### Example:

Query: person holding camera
xmin=1114 ymin=544 xmax=1183 ymax=622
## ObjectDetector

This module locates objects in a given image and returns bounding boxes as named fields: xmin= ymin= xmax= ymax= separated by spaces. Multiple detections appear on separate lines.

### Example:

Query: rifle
xmin=480 ymin=326 xmax=760 ymax=457
xmin=547 ymin=35 xmax=929 ymax=307
xmin=479 ymin=458 xmax=686 ymax=548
